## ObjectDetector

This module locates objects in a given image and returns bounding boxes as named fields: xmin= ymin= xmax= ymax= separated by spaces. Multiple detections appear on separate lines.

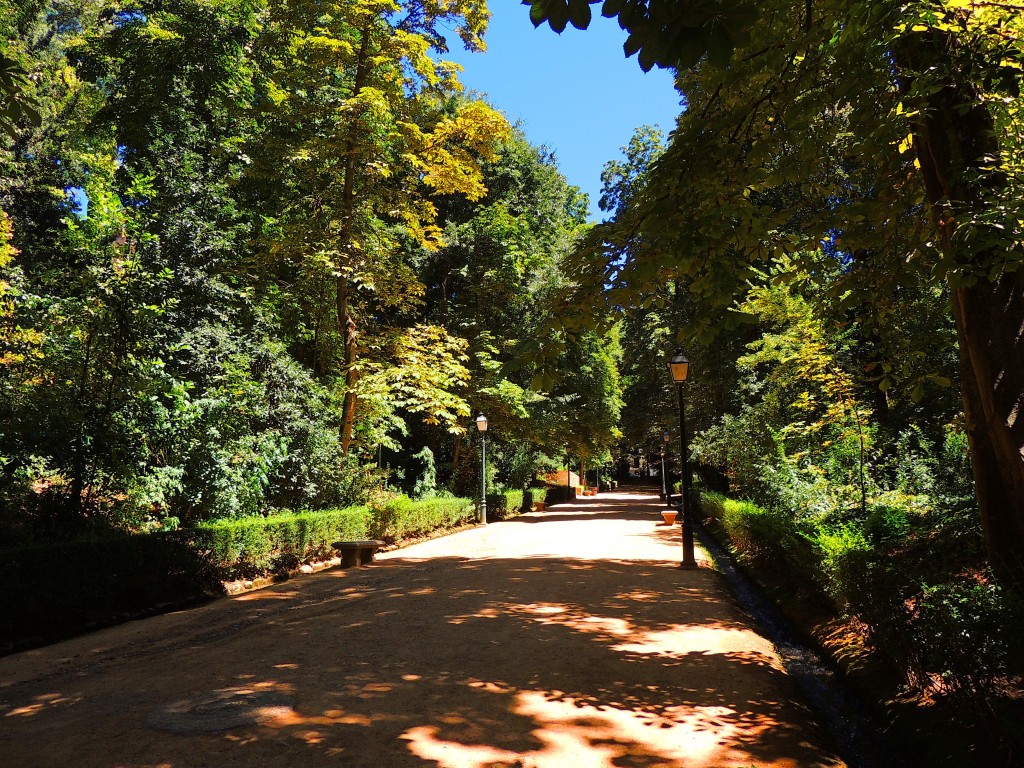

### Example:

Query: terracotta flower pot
xmin=661 ymin=510 xmax=678 ymax=525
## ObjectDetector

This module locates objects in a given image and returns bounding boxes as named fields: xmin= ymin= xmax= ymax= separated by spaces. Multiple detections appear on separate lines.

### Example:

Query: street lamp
xmin=668 ymin=348 xmax=698 ymax=569
xmin=476 ymin=413 xmax=488 ymax=525
xmin=661 ymin=429 xmax=670 ymax=500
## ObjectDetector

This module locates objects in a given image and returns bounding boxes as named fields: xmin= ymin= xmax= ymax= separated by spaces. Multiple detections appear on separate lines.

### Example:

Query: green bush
xmin=369 ymin=495 xmax=476 ymax=541
xmin=700 ymin=490 xmax=816 ymax=582
xmin=912 ymin=577 xmax=1024 ymax=702
xmin=486 ymin=490 xmax=524 ymax=520
xmin=698 ymin=490 xmax=728 ymax=523
xmin=524 ymin=487 xmax=547 ymax=509
xmin=544 ymin=485 xmax=573 ymax=505
xmin=193 ymin=506 xmax=371 ymax=579
xmin=0 ymin=533 xmax=223 ymax=650
xmin=0 ymin=496 xmax=479 ymax=650
xmin=699 ymin=487 xmax=1024 ymax=725
xmin=864 ymin=503 xmax=912 ymax=546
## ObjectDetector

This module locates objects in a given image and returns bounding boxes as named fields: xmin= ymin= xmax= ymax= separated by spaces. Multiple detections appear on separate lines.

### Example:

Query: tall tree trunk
xmin=337 ymin=277 xmax=359 ymax=452
xmin=896 ymin=33 xmax=1024 ymax=586
xmin=337 ymin=24 xmax=373 ymax=454
xmin=450 ymin=433 xmax=462 ymax=480
xmin=950 ymin=279 xmax=1024 ymax=585
xmin=69 ymin=329 xmax=94 ymax=514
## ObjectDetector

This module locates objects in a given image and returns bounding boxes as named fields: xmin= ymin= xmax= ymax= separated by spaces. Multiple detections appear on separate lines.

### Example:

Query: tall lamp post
xmin=668 ymin=348 xmax=698 ymax=569
xmin=660 ymin=429 xmax=670 ymax=500
xmin=476 ymin=413 xmax=488 ymax=524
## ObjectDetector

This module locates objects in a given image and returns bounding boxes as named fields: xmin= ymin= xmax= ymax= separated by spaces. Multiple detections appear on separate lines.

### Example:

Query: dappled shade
xmin=0 ymin=490 xmax=842 ymax=767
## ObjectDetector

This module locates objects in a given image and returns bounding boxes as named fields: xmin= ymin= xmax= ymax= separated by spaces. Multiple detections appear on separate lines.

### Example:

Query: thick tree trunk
xmin=951 ymin=279 xmax=1024 ymax=584
xmin=451 ymin=433 xmax=462 ymax=477
xmin=895 ymin=32 xmax=1024 ymax=585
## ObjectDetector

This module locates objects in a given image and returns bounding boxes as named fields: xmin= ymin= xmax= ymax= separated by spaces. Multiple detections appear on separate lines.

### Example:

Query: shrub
xmin=0 ymin=533 xmax=223 ymax=650
xmin=698 ymin=490 xmax=728 ymax=524
xmin=700 ymin=488 xmax=1024 ymax=724
xmin=486 ymin=490 xmax=524 ymax=520
xmin=193 ymin=506 xmax=371 ymax=579
xmin=524 ymin=487 xmax=547 ymax=509
xmin=369 ymin=495 xmax=476 ymax=541
xmin=911 ymin=577 xmax=1024 ymax=702
xmin=864 ymin=503 xmax=911 ymax=546
xmin=0 ymin=496 xmax=479 ymax=649
xmin=700 ymin=490 xmax=816 ymax=583
xmin=544 ymin=485 xmax=573 ymax=505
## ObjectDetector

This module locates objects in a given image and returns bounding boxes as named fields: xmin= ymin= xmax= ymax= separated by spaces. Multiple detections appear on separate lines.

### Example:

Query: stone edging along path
xmin=0 ymin=488 xmax=847 ymax=768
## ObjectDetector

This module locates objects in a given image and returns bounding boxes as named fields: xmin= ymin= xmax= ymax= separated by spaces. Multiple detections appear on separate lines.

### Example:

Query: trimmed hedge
xmin=697 ymin=489 xmax=1024 ymax=711
xmin=0 ymin=532 xmax=223 ymax=651
xmin=699 ymin=491 xmax=817 ymax=583
xmin=486 ymin=490 xmax=524 ymax=520
xmin=193 ymin=505 xmax=371 ymax=579
xmin=368 ymin=495 xmax=476 ymax=541
xmin=544 ymin=485 xmax=575 ymax=506
xmin=485 ymin=488 xmax=551 ymax=518
xmin=524 ymin=487 xmax=547 ymax=509
xmin=0 ymin=496 xmax=476 ymax=651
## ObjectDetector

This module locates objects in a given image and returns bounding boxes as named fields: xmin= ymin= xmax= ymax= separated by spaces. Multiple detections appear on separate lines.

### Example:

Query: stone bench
xmin=332 ymin=539 xmax=385 ymax=568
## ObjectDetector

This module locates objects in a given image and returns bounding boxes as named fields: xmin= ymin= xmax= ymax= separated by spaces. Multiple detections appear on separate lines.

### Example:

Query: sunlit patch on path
xmin=404 ymin=683 xmax=805 ymax=768
xmin=0 ymin=488 xmax=844 ymax=768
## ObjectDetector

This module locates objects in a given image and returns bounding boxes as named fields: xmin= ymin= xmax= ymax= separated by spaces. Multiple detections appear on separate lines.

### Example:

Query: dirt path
xmin=0 ymin=489 xmax=845 ymax=768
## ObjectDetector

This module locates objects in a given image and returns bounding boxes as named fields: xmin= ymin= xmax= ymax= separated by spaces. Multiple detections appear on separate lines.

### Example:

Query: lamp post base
xmin=677 ymin=560 xmax=699 ymax=570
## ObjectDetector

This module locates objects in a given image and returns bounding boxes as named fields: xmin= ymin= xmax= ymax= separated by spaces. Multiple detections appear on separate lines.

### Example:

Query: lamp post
xmin=660 ymin=429 xmax=670 ymax=500
xmin=668 ymin=348 xmax=698 ymax=569
xmin=476 ymin=413 xmax=488 ymax=524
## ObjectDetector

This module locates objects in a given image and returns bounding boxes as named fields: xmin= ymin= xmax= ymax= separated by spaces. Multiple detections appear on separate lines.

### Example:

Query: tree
xmin=412 ymin=125 xmax=594 ymax=490
xmin=526 ymin=0 xmax=1024 ymax=586
xmin=250 ymin=0 xmax=509 ymax=454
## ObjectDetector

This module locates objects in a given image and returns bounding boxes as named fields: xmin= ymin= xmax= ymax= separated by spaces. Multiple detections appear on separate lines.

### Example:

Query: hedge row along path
xmin=0 ymin=488 xmax=845 ymax=767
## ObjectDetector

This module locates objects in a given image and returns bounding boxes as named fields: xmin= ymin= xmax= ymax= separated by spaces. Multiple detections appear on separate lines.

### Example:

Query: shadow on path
xmin=0 ymin=490 xmax=843 ymax=768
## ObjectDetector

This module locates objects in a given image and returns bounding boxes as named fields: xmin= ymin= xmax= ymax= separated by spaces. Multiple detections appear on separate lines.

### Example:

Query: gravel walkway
xmin=0 ymin=488 xmax=845 ymax=768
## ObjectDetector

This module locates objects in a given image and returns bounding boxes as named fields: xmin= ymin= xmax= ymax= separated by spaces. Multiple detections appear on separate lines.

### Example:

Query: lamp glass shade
xmin=662 ymin=430 xmax=671 ymax=443
xmin=475 ymin=413 xmax=488 ymax=432
xmin=668 ymin=348 xmax=690 ymax=383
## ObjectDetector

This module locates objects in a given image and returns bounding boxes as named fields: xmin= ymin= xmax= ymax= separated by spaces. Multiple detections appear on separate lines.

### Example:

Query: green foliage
xmin=411 ymin=446 xmax=438 ymax=498
xmin=700 ymin=491 xmax=817 ymax=583
xmin=366 ymin=494 xmax=476 ymax=542
xmin=0 ymin=493 xmax=480 ymax=648
xmin=194 ymin=496 xmax=474 ymax=580
xmin=539 ymin=0 xmax=1024 ymax=589
xmin=523 ymin=486 xmax=548 ymax=509
xmin=701 ymin=487 xmax=1022 ymax=712
xmin=864 ymin=504 xmax=911 ymax=547
xmin=0 ymin=47 xmax=41 ymax=137
xmin=913 ymin=578 xmax=1024 ymax=701
xmin=0 ymin=0 xmax=603 ymax=537
xmin=486 ymin=489 xmax=525 ymax=520
xmin=193 ymin=506 xmax=372 ymax=579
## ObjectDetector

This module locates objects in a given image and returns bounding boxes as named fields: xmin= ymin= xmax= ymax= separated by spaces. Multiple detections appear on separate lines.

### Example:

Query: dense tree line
xmin=0 ymin=0 xmax=622 ymax=541
xmin=532 ymin=0 xmax=1024 ymax=749
xmin=531 ymin=0 xmax=1024 ymax=585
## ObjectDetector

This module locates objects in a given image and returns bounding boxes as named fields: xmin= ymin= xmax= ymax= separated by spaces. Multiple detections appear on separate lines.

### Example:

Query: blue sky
xmin=441 ymin=3 xmax=683 ymax=220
